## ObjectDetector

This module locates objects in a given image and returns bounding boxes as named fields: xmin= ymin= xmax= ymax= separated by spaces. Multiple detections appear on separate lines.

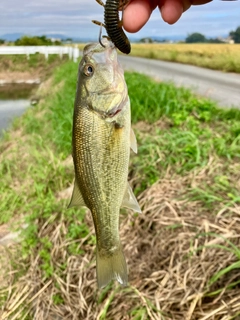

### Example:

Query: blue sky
xmin=0 ymin=0 xmax=239 ymax=40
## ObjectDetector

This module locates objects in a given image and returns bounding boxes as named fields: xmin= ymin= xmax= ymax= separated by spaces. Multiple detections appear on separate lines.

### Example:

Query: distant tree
xmin=38 ymin=35 xmax=51 ymax=44
xmin=53 ymin=40 xmax=61 ymax=45
xmin=139 ymin=37 xmax=153 ymax=43
xmin=0 ymin=39 xmax=5 ymax=44
xmin=229 ymin=26 xmax=240 ymax=43
xmin=15 ymin=35 xmax=52 ymax=46
xmin=207 ymin=38 xmax=224 ymax=44
xmin=185 ymin=33 xmax=207 ymax=43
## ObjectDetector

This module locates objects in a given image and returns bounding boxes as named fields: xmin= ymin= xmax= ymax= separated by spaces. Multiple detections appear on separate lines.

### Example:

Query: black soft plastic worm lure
xmin=93 ymin=0 xmax=131 ymax=54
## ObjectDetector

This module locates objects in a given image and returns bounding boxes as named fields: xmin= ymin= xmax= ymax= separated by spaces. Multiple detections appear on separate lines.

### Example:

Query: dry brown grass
xmin=1 ymin=160 xmax=240 ymax=320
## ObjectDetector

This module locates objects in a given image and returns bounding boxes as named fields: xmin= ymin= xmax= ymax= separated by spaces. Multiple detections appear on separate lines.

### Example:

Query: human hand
xmin=123 ymin=0 xmax=213 ymax=32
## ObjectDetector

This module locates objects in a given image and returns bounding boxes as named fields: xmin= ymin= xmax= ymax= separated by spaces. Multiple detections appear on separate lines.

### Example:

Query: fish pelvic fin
xmin=68 ymin=180 xmax=87 ymax=208
xmin=130 ymin=128 xmax=138 ymax=154
xmin=96 ymin=243 xmax=128 ymax=289
xmin=122 ymin=183 xmax=142 ymax=213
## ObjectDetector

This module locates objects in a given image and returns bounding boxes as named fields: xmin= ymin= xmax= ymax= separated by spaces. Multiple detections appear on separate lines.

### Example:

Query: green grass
xmin=2 ymin=66 xmax=239 ymax=224
xmin=0 ymin=62 xmax=77 ymax=226
xmin=0 ymin=59 xmax=239 ymax=232
xmin=126 ymin=72 xmax=240 ymax=198
xmin=0 ymin=59 xmax=240 ymax=317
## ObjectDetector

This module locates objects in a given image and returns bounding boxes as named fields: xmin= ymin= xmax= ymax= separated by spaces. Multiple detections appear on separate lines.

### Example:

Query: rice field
xmin=130 ymin=43 xmax=240 ymax=73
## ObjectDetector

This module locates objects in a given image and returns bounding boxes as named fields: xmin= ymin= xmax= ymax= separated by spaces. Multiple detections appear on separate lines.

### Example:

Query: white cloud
xmin=0 ymin=0 xmax=239 ymax=39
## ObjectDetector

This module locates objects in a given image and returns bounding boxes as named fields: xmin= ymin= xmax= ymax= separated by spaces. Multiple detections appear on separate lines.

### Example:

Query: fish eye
xmin=84 ymin=64 xmax=94 ymax=77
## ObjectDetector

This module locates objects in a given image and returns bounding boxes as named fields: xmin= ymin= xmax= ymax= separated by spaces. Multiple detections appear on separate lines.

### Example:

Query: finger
xmin=159 ymin=0 xmax=191 ymax=24
xmin=191 ymin=0 xmax=212 ymax=5
xmin=123 ymin=0 xmax=158 ymax=33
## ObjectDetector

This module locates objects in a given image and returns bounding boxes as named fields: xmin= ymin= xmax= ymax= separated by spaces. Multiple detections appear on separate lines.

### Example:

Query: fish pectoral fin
xmin=130 ymin=128 xmax=138 ymax=154
xmin=121 ymin=183 xmax=142 ymax=213
xmin=68 ymin=180 xmax=87 ymax=208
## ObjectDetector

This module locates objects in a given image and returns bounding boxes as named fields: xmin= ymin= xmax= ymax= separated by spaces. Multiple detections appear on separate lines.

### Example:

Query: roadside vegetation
xmin=0 ymin=59 xmax=240 ymax=319
xmin=130 ymin=43 xmax=240 ymax=73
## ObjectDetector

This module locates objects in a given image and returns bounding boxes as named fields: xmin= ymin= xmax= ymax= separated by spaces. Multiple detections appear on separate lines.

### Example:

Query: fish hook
xmin=92 ymin=19 xmax=106 ymax=48
xmin=99 ymin=24 xmax=106 ymax=48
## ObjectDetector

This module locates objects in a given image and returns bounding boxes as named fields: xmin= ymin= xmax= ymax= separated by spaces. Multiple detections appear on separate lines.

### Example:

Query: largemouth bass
xmin=69 ymin=38 xmax=141 ymax=288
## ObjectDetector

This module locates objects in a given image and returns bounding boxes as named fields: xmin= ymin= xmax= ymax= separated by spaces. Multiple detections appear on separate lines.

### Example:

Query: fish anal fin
xmin=121 ymin=183 xmax=142 ymax=213
xmin=130 ymin=128 xmax=137 ymax=154
xmin=96 ymin=243 xmax=128 ymax=289
xmin=68 ymin=180 xmax=87 ymax=208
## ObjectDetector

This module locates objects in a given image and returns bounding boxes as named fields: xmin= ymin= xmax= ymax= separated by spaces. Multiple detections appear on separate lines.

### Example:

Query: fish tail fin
xmin=96 ymin=243 xmax=128 ymax=289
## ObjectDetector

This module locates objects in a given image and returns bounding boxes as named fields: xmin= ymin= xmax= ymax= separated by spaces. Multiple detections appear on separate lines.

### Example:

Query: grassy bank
xmin=0 ymin=53 xmax=69 ymax=73
xmin=0 ymin=53 xmax=70 ymax=86
xmin=0 ymin=60 xmax=240 ymax=319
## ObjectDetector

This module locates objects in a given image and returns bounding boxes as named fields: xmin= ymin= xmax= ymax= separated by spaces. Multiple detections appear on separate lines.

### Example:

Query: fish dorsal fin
xmin=130 ymin=128 xmax=138 ymax=154
xmin=121 ymin=183 xmax=142 ymax=213
xmin=68 ymin=180 xmax=87 ymax=208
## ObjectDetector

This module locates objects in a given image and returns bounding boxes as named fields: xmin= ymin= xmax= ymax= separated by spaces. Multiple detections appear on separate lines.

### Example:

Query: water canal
xmin=0 ymin=83 xmax=38 ymax=136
